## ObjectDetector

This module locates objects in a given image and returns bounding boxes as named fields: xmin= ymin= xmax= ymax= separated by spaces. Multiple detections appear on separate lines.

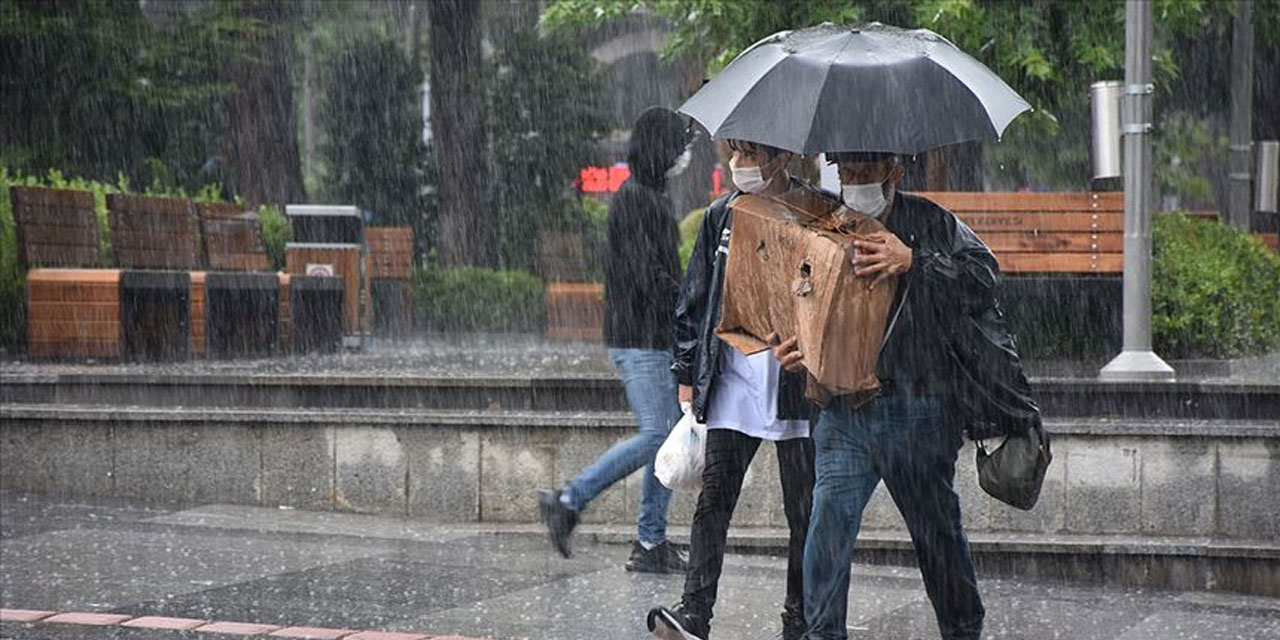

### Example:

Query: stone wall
xmin=2 ymin=407 xmax=1276 ymax=542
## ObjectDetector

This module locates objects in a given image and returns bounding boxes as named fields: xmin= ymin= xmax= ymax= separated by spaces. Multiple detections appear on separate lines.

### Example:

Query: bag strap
xmin=880 ymin=276 xmax=912 ymax=350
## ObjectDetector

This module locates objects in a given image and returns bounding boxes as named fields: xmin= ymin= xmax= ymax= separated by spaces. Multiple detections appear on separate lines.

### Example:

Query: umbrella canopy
xmin=679 ymin=22 xmax=1031 ymax=155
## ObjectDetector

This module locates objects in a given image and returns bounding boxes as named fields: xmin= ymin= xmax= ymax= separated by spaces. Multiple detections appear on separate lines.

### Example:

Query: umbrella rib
xmin=799 ymin=36 xmax=860 ymax=154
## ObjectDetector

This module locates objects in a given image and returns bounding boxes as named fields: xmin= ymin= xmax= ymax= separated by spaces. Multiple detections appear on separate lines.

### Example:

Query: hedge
xmin=410 ymin=267 xmax=546 ymax=334
xmin=1153 ymin=212 xmax=1280 ymax=359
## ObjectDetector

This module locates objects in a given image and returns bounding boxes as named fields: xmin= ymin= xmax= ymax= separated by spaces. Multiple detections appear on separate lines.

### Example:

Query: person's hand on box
xmin=852 ymin=231 xmax=912 ymax=290
xmin=767 ymin=332 xmax=806 ymax=373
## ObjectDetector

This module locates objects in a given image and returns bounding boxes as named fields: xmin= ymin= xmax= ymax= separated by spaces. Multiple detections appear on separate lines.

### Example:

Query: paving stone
xmin=195 ymin=621 xmax=285 ymax=635
xmin=0 ymin=420 xmax=113 ymax=496
xmin=43 ymin=612 xmax=132 ymax=626
xmin=113 ymin=422 xmax=261 ymax=504
xmin=0 ymin=609 xmax=56 ymax=622
xmin=1064 ymin=437 xmax=1143 ymax=533
xmin=262 ymin=425 xmax=335 ymax=510
xmin=1140 ymin=439 xmax=1216 ymax=536
xmin=343 ymin=632 xmax=427 ymax=640
xmin=334 ymin=426 xmax=408 ymax=515
xmin=1216 ymin=439 xmax=1280 ymax=540
xmin=122 ymin=616 xmax=208 ymax=630
xmin=268 ymin=626 xmax=356 ymax=638
xmin=478 ymin=428 xmax=556 ymax=522
xmin=404 ymin=428 xmax=480 ymax=522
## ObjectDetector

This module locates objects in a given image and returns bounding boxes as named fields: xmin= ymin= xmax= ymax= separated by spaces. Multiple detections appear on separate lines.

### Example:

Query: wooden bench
xmin=107 ymin=194 xmax=200 ymax=270
xmin=913 ymin=191 xmax=1124 ymax=274
xmin=536 ymin=231 xmax=605 ymax=342
xmin=9 ymin=186 xmax=102 ymax=268
xmin=365 ymin=227 xmax=414 ymax=337
xmin=909 ymin=191 xmax=1126 ymax=356
xmin=26 ymin=268 xmax=122 ymax=359
xmin=196 ymin=201 xmax=270 ymax=272
xmin=545 ymin=282 xmax=604 ymax=342
xmin=10 ymin=186 xmax=117 ymax=359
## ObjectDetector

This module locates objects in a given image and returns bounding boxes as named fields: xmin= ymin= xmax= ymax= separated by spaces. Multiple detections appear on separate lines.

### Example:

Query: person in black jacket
xmin=538 ymin=106 xmax=692 ymax=574
xmin=647 ymin=140 xmax=825 ymax=640
xmin=779 ymin=151 xmax=997 ymax=640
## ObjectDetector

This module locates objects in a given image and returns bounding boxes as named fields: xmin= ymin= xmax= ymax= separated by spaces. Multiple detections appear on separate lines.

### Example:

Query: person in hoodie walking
xmin=647 ymin=139 xmax=825 ymax=640
xmin=538 ymin=106 xmax=693 ymax=574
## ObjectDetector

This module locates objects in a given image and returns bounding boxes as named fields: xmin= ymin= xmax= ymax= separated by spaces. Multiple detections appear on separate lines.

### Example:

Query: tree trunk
xmin=226 ymin=0 xmax=305 ymax=210
xmin=428 ymin=0 xmax=495 ymax=268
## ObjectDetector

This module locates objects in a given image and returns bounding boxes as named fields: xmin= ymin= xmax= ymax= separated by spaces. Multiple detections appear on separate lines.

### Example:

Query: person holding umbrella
xmin=646 ymin=138 xmax=825 ymax=640
xmin=781 ymin=150 xmax=993 ymax=640
xmin=675 ymin=23 xmax=1042 ymax=640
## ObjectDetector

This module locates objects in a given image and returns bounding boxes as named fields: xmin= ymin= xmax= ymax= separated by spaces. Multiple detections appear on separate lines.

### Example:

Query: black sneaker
xmin=536 ymin=489 xmax=577 ymax=558
xmin=777 ymin=608 xmax=805 ymax=640
xmin=625 ymin=540 xmax=688 ymax=573
xmin=647 ymin=603 xmax=710 ymax=640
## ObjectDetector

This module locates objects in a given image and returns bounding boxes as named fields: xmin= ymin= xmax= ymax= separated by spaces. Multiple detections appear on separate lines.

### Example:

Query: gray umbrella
xmin=679 ymin=22 xmax=1031 ymax=155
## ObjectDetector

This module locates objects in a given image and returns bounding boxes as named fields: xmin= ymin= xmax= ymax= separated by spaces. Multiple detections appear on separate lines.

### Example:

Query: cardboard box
xmin=716 ymin=192 xmax=898 ymax=400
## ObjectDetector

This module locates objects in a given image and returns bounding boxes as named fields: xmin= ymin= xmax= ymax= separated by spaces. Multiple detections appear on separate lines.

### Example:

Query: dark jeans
xmin=803 ymin=395 xmax=983 ymax=640
xmin=683 ymin=428 xmax=815 ymax=621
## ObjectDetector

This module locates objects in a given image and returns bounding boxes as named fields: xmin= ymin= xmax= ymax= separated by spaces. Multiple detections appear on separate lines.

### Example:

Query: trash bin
xmin=120 ymin=270 xmax=191 ymax=361
xmin=289 ymin=275 xmax=344 ymax=354
xmin=206 ymin=272 xmax=279 ymax=358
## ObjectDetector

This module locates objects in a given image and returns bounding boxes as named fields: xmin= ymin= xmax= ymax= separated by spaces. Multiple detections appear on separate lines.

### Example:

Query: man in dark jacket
xmin=647 ymin=140 xmax=822 ymax=640
xmin=778 ymin=152 xmax=998 ymax=640
xmin=538 ymin=106 xmax=692 ymax=573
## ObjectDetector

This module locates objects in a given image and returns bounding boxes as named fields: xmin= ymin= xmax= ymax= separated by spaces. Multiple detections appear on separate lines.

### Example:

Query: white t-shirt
xmin=705 ymin=346 xmax=810 ymax=441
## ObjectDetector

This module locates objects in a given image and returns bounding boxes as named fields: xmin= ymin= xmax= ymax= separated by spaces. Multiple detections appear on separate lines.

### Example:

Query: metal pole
xmin=1100 ymin=0 xmax=1175 ymax=382
xmin=1228 ymin=0 xmax=1255 ymax=231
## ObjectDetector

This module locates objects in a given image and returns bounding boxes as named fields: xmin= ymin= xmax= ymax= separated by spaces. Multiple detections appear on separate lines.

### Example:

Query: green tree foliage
xmin=0 ymin=0 xmax=240 ymax=192
xmin=487 ymin=28 xmax=608 ymax=270
xmin=318 ymin=32 xmax=425 ymax=228
xmin=543 ymin=0 xmax=1280 ymax=191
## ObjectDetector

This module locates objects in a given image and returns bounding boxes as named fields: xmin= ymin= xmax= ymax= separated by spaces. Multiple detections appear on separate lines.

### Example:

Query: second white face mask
xmin=841 ymin=178 xmax=891 ymax=217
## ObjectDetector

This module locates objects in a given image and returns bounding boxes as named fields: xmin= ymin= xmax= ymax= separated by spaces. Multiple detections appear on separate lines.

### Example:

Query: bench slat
xmin=914 ymin=191 xmax=1123 ymax=212
xmin=980 ymin=232 xmax=1123 ymax=254
xmin=998 ymin=253 xmax=1123 ymax=274
xmin=955 ymin=212 xmax=1124 ymax=233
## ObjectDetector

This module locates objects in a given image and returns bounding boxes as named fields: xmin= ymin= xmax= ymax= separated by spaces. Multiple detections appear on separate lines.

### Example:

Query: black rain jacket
xmin=879 ymin=192 xmax=1042 ymax=440
xmin=671 ymin=179 xmax=821 ymax=424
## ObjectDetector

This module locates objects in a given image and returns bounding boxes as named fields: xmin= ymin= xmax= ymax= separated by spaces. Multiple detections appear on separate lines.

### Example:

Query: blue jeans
xmin=564 ymin=348 xmax=680 ymax=545
xmin=803 ymin=395 xmax=983 ymax=640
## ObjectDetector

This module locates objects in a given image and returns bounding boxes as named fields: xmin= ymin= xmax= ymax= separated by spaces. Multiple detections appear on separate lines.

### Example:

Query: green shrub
xmin=410 ymin=267 xmax=546 ymax=333
xmin=679 ymin=207 xmax=705 ymax=271
xmin=1153 ymin=212 xmax=1280 ymax=358
xmin=259 ymin=204 xmax=291 ymax=271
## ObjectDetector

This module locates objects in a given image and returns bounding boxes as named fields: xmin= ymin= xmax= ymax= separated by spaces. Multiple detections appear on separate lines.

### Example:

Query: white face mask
xmin=841 ymin=176 xmax=894 ymax=218
xmin=666 ymin=148 xmax=692 ymax=178
xmin=730 ymin=155 xmax=781 ymax=194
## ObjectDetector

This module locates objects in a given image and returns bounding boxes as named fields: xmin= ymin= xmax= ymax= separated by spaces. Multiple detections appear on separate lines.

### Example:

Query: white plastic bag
xmin=654 ymin=403 xmax=707 ymax=491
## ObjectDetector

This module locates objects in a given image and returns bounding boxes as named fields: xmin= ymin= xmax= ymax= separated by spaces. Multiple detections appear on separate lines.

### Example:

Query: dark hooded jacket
xmin=878 ymin=192 xmax=1041 ymax=440
xmin=603 ymin=107 xmax=689 ymax=350
xmin=672 ymin=177 xmax=822 ymax=424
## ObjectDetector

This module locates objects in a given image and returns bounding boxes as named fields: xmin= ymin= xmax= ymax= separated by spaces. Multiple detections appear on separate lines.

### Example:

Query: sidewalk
xmin=2 ymin=493 xmax=1278 ymax=640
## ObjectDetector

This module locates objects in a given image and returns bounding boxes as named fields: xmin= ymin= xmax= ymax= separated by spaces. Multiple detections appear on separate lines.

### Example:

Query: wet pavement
xmin=3 ymin=334 xmax=1279 ymax=384
xmin=2 ymin=493 xmax=1279 ymax=640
